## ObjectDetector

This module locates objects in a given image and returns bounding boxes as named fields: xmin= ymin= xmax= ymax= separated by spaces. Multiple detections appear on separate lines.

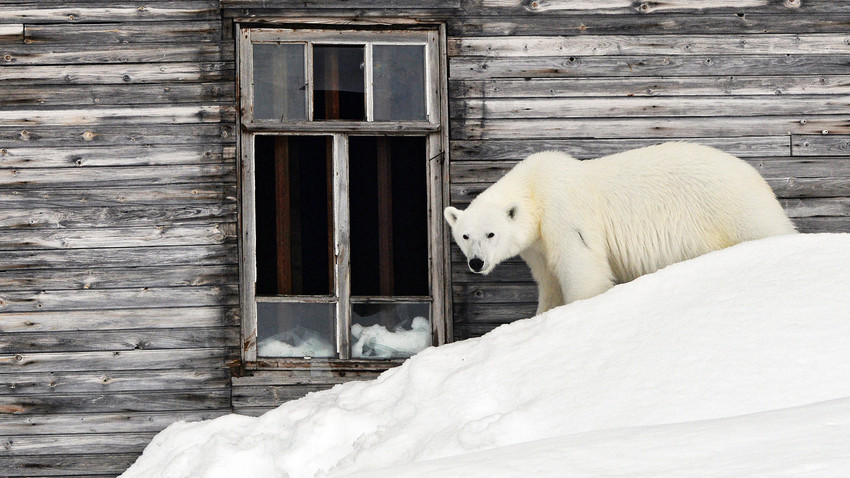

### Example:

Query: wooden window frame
xmin=237 ymin=23 xmax=451 ymax=369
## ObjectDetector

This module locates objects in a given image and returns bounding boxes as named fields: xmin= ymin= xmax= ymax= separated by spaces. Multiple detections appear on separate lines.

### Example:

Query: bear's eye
xmin=487 ymin=232 xmax=495 ymax=238
xmin=462 ymin=234 xmax=469 ymax=240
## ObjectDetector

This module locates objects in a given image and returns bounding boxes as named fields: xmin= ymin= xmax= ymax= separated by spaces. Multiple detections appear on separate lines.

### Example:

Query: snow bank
xmin=121 ymin=233 xmax=850 ymax=478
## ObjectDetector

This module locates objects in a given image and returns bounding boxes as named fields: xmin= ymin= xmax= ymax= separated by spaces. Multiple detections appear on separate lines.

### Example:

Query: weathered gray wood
xmin=0 ymin=124 xmax=235 ymax=147
xmin=449 ymin=34 xmax=850 ymax=57
xmin=0 ymin=431 xmax=156 ymax=455
xmin=1 ymin=410 xmax=228 ymax=435
xmin=2 ymin=390 xmax=231 ymax=418
xmin=231 ymin=384 xmax=338 ymax=409
xmin=454 ymin=283 xmax=536 ymax=304
xmin=448 ymin=13 xmax=850 ymax=36
xmin=24 ymin=21 xmax=221 ymax=44
xmin=2 ymin=327 xmax=239 ymax=354
xmin=454 ymin=323 xmax=501 ymax=340
xmin=792 ymin=135 xmax=850 ymax=156
xmin=0 ymin=24 xmax=23 ymax=43
xmin=0 ymin=349 xmax=235 ymax=374
xmin=0 ymin=244 xmax=236 ymax=272
xmin=0 ymin=2 xmax=219 ymax=24
xmin=0 ymin=62 xmax=232 ymax=85
xmin=0 ymin=163 xmax=236 ymax=187
xmin=2 ymin=306 xmax=240 ymax=333
xmin=222 ymin=0 xmax=459 ymax=8
xmin=0 ymin=264 xmax=237 ymax=292
xmin=1 ymin=43 xmax=232 ymax=66
xmin=2 ymin=453 xmax=139 ymax=477
xmin=452 ymin=260 xmax=532 ymax=283
xmin=232 ymin=370 xmax=381 ymax=386
xmin=451 ymin=55 xmax=850 ymax=80
xmin=0 ymin=184 xmax=237 ymax=208
xmin=0 ymin=205 xmax=236 ymax=230
xmin=453 ymin=301 xmax=536 ymax=324
xmin=0 ymin=105 xmax=232 ymax=127
xmin=1 ymin=369 xmax=231 ymax=396
xmin=0 ymin=224 xmax=234 ymax=250
xmin=453 ymin=96 xmax=850 ymax=119
xmin=1 ymin=83 xmax=232 ymax=107
xmin=791 ymin=216 xmax=850 ymax=233
xmin=450 ymin=137 xmax=791 ymax=160
xmin=462 ymin=0 xmax=850 ymax=15
xmin=0 ymin=144 xmax=233 ymax=168
xmin=451 ymin=76 xmax=850 ymax=98
xmin=452 ymin=117 xmax=850 ymax=140
xmin=0 ymin=285 xmax=238 ymax=313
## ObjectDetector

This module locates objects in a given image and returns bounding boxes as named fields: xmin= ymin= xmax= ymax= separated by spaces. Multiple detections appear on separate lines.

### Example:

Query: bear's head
xmin=444 ymin=201 xmax=532 ymax=275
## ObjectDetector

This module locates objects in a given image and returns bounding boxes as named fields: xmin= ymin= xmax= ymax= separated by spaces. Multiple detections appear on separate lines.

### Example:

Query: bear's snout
xmin=468 ymin=257 xmax=485 ymax=273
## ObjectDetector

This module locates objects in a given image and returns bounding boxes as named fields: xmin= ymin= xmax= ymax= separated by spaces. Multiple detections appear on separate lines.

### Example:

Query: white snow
xmin=257 ymin=328 xmax=335 ymax=358
xmin=121 ymin=233 xmax=850 ymax=478
xmin=351 ymin=316 xmax=431 ymax=359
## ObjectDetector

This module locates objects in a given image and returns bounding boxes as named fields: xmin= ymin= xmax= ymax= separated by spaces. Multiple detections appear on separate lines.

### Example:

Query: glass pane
xmin=255 ymin=135 xmax=333 ymax=296
xmin=351 ymin=302 xmax=431 ymax=359
xmin=257 ymin=302 xmax=336 ymax=358
xmin=313 ymin=45 xmax=365 ymax=120
xmin=373 ymin=45 xmax=426 ymax=121
xmin=252 ymin=43 xmax=307 ymax=121
xmin=348 ymin=137 xmax=429 ymax=297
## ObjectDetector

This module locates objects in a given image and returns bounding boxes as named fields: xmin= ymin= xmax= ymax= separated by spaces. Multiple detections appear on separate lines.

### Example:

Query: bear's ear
xmin=444 ymin=206 xmax=462 ymax=227
xmin=507 ymin=204 xmax=518 ymax=220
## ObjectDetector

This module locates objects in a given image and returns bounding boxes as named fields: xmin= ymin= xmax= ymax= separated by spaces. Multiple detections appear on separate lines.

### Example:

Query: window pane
xmin=313 ymin=45 xmax=365 ymax=120
xmin=348 ymin=137 xmax=429 ymax=297
xmin=252 ymin=43 xmax=307 ymax=120
xmin=257 ymin=302 xmax=336 ymax=358
xmin=351 ymin=302 xmax=431 ymax=359
xmin=255 ymin=135 xmax=333 ymax=296
xmin=373 ymin=45 xmax=426 ymax=121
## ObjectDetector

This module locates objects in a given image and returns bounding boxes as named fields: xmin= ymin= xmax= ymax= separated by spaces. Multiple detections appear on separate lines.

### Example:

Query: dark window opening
xmin=255 ymin=135 xmax=333 ymax=296
xmin=313 ymin=45 xmax=365 ymax=121
xmin=349 ymin=136 xmax=429 ymax=297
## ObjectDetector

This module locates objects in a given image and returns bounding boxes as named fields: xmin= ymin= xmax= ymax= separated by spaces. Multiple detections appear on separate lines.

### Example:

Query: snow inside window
xmin=351 ymin=302 xmax=431 ymax=359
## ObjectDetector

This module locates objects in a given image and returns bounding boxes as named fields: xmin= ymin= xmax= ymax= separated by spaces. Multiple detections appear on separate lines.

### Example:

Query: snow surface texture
xmin=121 ymin=233 xmax=850 ymax=478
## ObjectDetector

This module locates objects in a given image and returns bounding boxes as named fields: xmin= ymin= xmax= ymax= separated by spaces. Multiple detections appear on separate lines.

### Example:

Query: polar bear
xmin=444 ymin=142 xmax=797 ymax=315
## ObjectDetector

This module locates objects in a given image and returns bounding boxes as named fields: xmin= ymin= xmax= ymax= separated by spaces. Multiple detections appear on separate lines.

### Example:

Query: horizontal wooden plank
xmin=0 ymin=223 xmax=234 ymax=250
xmin=232 ymin=370 xmax=381 ymax=387
xmin=452 ymin=117 xmax=850 ymax=140
xmin=1 ymin=369 xmax=230 ymax=397
xmin=2 ymin=327 xmax=239 ymax=354
xmin=0 ymin=205 xmax=236 ymax=230
xmin=0 ymin=244 xmax=236 ymax=271
xmin=450 ymin=137 xmax=791 ymax=160
xmin=450 ymin=76 xmax=850 ymax=98
xmin=453 ymin=301 xmax=535 ymax=324
xmin=0 ymin=2 xmax=219 ymax=24
xmin=792 ymin=135 xmax=850 ymax=156
xmin=1 ymin=431 xmax=151 ymax=455
xmin=780 ymin=198 xmax=850 ymax=218
xmin=0 ymin=184 xmax=237 ymax=208
xmin=449 ymin=34 xmax=850 ymax=57
xmin=1 ymin=82 xmax=233 ymax=108
xmin=454 ymin=282 xmax=535 ymax=304
xmin=464 ymin=0 xmax=850 ymax=15
xmin=2 ymin=452 xmax=139 ymax=476
xmin=0 ymin=348 xmax=236 ymax=374
xmin=222 ymin=0 xmax=459 ymax=8
xmin=450 ymin=158 xmax=850 ymax=183
xmin=0 ymin=285 xmax=239 ymax=313
xmin=0 ymin=105 xmax=233 ymax=127
xmin=231 ymin=384 xmax=337 ymax=409
xmin=448 ymin=13 xmax=850 ymax=36
xmin=0 ymin=264 xmax=238 ymax=292
xmin=0 ymin=124 xmax=235 ymax=147
xmin=2 ymin=306 xmax=240 ymax=333
xmin=452 ymin=260 xmax=532 ymax=283
xmin=0 ymin=24 xmax=23 ymax=43
xmin=0 ymin=163 xmax=236 ymax=187
xmin=1 ymin=409 xmax=228 ymax=435
xmin=791 ymin=215 xmax=850 ymax=232
xmin=3 ymin=390 xmax=231 ymax=417
xmin=0 ymin=144 xmax=234 ymax=168
xmin=232 ymin=406 xmax=273 ymax=417
xmin=0 ymin=62 xmax=232 ymax=85
xmin=453 ymin=96 xmax=850 ymax=119
xmin=1 ymin=43 xmax=231 ymax=66
xmin=454 ymin=323 xmax=501 ymax=340
xmin=24 ymin=21 xmax=220 ymax=44
xmin=451 ymin=177 xmax=850 ymax=203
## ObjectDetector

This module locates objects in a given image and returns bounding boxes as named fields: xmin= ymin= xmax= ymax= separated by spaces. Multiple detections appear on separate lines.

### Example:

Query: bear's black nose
xmin=469 ymin=258 xmax=484 ymax=272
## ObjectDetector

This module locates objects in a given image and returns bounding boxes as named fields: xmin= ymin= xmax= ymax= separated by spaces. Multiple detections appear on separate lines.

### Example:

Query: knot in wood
xmin=19 ymin=130 xmax=30 ymax=140
xmin=3 ymin=54 xmax=12 ymax=62
xmin=14 ymin=354 xmax=23 ymax=362
xmin=82 ymin=130 xmax=96 ymax=141
xmin=68 ymin=14 xmax=76 ymax=21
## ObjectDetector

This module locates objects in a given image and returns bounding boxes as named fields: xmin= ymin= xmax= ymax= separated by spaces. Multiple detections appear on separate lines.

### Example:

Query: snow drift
xmin=121 ymin=233 xmax=850 ymax=478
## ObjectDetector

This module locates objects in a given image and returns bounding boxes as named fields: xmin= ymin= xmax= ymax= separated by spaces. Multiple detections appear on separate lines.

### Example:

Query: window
xmin=238 ymin=26 xmax=449 ymax=365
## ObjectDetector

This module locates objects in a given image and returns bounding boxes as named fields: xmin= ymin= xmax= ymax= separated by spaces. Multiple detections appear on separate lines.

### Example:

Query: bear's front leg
xmin=520 ymin=243 xmax=564 ymax=315
xmin=553 ymin=240 xmax=615 ymax=304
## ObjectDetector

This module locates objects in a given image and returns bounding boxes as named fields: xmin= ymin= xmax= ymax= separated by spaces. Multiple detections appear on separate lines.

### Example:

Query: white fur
xmin=444 ymin=142 xmax=797 ymax=315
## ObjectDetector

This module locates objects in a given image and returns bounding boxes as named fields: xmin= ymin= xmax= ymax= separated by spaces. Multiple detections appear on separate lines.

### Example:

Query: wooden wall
xmin=0 ymin=1 xmax=238 ymax=476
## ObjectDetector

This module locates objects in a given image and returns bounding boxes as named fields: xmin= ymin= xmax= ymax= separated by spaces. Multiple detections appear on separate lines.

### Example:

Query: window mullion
xmin=306 ymin=42 xmax=314 ymax=121
xmin=333 ymin=134 xmax=352 ymax=359
xmin=365 ymin=43 xmax=374 ymax=122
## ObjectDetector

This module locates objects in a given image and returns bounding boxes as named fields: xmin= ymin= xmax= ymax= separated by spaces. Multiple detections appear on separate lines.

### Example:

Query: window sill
xmin=246 ymin=358 xmax=407 ymax=372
